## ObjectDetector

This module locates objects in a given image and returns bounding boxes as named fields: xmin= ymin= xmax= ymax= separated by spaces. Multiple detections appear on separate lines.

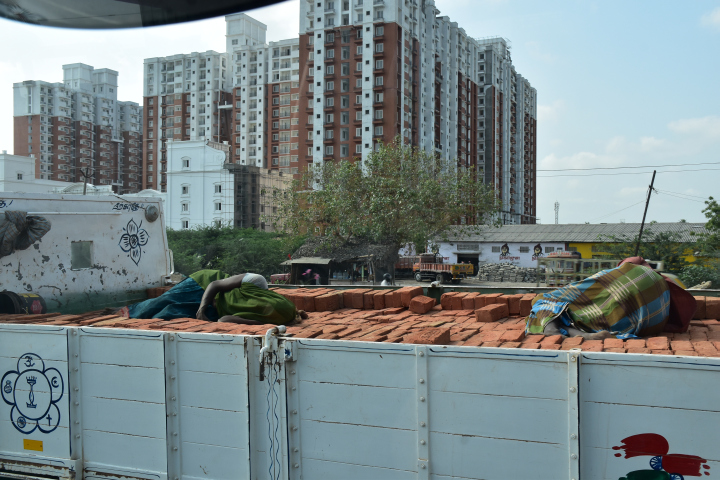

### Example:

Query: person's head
xmin=242 ymin=273 xmax=268 ymax=290
xmin=383 ymin=273 xmax=391 ymax=281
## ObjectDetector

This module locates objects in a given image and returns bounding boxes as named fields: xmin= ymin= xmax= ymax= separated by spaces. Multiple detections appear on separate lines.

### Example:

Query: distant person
xmin=117 ymin=270 xmax=300 ymax=325
xmin=381 ymin=273 xmax=392 ymax=286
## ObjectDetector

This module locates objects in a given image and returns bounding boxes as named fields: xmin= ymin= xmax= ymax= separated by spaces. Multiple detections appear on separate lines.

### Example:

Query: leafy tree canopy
xmin=267 ymin=139 xmax=501 ymax=257
xmin=695 ymin=196 xmax=720 ymax=253
xmin=167 ymin=225 xmax=304 ymax=278
xmin=596 ymin=223 xmax=694 ymax=275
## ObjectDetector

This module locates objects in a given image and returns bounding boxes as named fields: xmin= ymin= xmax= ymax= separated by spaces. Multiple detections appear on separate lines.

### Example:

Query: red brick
xmin=440 ymin=292 xmax=457 ymax=310
xmin=363 ymin=291 xmax=377 ymax=310
xmin=474 ymin=304 xmax=509 ymax=323
xmin=404 ymin=328 xmax=451 ymax=345
xmin=674 ymin=350 xmax=697 ymax=356
xmin=625 ymin=339 xmax=646 ymax=349
xmin=336 ymin=327 xmax=362 ymax=338
xmin=605 ymin=348 xmax=626 ymax=353
xmin=503 ymin=295 xmax=523 ymax=315
xmin=520 ymin=344 xmax=541 ymax=350
xmin=315 ymin=292 xmax=342 ymax=311
xmin=451 ymin=330 xmax=476 ymax=342
xmin=482 ymin=341 xmax=503 ymax=348
xmin=461 ymin=293 xmax=479 ymax=310
xmin=562 ymin=337 xmax=584 ymax=347
xmin=351 ymin=289 xmax=371 ymax=309
xmin=646 ymin=337 xmax=670 ymax=350
xmin=692 ymin=341 xmax=718 ymax=357
xmin=671 ymin=340 xmax=694 ymax=352
xmin=500 ymin=342 xmax=521 ymax=348
xmin=541 ymin=335 xmax=563 ymax=346
xmin=450 ymin=293 xmax=467 ymax=310
xmin=651 ymin=350 xmax=672 ymax=355
xmin=604 ymin=338 xmax=624 ymax=349
xmin=521 ymin=335 xmax=543 ymax=345
xmin=473 ymin=295 xmax=487 ymax=309
xmin=480 ymin=330 xmax=504 ymax=342
xmin=500 ymin=330 xmax=525 ymax=342
xmin=693 ymin=296 xmax=706 ymax=320
xmin=706 ymin=297 xmax=720 ymax=320
xmin=400 ymin=287 xmax=424 ymax=307
xmin=482 ymin=293 xmax=504 ymax=304
xmin=79 ymin=315 xmax=125 ymax=326
xmin=627 ymin=348 xmax=651 ymax=354
xmin=541 ymin=344 xmax=562 ymax=350
xmin=409 ymin=296 xmax=437 ymax=314
xmin=463 ymin=334 xmax=485 ymax=347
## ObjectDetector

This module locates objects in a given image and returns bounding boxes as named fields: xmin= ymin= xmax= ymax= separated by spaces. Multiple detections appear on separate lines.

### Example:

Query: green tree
xmin=267 ymin=139 xmax=501 ymax=258
xmin=167 ymin=225 xmax=304 ymax=278
xmin=597 ymin=223 xmax=693 ymax=274
xmin=695 ymin=196 xmax=720 ymax=253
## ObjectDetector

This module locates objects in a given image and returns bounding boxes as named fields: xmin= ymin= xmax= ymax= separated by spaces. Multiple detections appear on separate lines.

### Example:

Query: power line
xmin=588 ymin=199 xmax=646 ymax=223
xmin=537 ymin=167 xmax=720 ymax=178
xmin=537 ymin=161 xmax=720 ymax=172
xmin=655 ymin=189 xmax=709 ymax=201
xmin=655 ymin=191 xmax=706 ymax=204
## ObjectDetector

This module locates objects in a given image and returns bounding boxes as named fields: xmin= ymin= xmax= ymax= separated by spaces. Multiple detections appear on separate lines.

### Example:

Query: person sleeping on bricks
xmin=525 ymin=257 xmax=697 ymax=340
xmin=113 ymin=270 xmax=306 ymax=325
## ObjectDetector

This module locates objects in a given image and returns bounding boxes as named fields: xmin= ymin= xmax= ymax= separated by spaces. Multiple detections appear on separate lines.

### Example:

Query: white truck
xmin=0 ymin=192 xmax=173 ymax=314
xmin=0 ymin=194 xmax=717 ymax=480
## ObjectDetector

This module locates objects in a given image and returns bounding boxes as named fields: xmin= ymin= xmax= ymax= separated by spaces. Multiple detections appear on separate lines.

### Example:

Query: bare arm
xmin=196 ymin=274 xmax=246 ymax=320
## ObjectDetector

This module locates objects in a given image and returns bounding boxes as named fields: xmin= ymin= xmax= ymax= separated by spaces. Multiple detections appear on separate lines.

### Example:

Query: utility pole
xmin=554 ymin=201 xmax=559 ymax=225
xmin=634 ymin=170 xmax=657 ymax=257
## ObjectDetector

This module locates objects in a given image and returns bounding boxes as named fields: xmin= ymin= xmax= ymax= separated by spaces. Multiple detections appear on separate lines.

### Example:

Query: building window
xmin=519 ymin=246 xmax=530 ymax=253
xmin=16 ymin=173 xmax=22 ymax=180
xmin=215 ymin=184 xmax=222 ymax=193
xmin=182 ymin=220 xmax=189 ymax=229
xmin=182 ymin=185 xmax=189 ymax=195
xmin=374 ymin=125 xmax=383 ymax=136
xmin=325 ymin=145 xmax=334 ymax=155
xmin=181 ymin=203 xmax=188 ymax=212
xmin=375 ymin=43 xmax=384 ymax=53
xmin=545 ymin=247 xmax=555 ymax=253
xmin=355 ymin=144 xmax=362 ymax=153
xmin=214 ymin=202 xmax=222 ymax=211
xmin=492 ymin=246 xmax=501 ymax=253
xmin=182 ymin=158 xmax=189 ymax=168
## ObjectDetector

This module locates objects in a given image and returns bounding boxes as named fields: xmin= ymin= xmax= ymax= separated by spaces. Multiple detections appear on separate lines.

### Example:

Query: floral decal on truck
xmin=119 ymin=218 xmax=149 ymax=266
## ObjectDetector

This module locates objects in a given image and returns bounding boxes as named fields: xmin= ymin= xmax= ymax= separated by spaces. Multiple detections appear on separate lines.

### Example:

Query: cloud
xmin=701 ymin=7 xmax=720 ymax=29
xmin=667 ymin=115 xmax=720 ymax=139
xmin=537 ymin=99 xmax=564 ymax=123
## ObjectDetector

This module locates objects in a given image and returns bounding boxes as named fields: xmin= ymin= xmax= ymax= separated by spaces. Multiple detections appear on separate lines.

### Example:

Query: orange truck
xmin=411 ymin=254 xmax=474 ymax=284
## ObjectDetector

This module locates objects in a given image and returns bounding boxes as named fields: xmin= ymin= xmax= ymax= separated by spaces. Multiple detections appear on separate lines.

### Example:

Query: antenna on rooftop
xmin=554 ymin=201 xmax=559 ymax=225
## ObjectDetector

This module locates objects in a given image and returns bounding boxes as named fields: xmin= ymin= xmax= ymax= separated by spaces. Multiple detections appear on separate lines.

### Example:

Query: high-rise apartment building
xmin=142 ymin=4 xmax=537 ymax=223
xmin=13 ymin=64 xmax=143 ymax=193
xmin=298 ymin=1 xmax=537 ymax=224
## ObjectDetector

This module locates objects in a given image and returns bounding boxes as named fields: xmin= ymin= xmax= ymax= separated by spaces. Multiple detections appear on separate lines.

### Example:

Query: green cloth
xmin=190 ymin=270 xmax=297 ymax=325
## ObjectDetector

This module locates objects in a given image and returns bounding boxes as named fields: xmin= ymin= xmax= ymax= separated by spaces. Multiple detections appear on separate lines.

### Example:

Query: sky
xmin=1 ymin=0 xmax=719 ymax=225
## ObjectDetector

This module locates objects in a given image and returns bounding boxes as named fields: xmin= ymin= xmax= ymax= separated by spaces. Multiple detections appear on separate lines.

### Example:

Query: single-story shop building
xmin=435 ymin=222 xmax=707 ymax=269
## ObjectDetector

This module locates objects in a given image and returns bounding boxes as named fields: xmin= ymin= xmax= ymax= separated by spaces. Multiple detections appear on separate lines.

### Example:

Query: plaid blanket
xmin=525 ymin=263 xmax=670 ymax=339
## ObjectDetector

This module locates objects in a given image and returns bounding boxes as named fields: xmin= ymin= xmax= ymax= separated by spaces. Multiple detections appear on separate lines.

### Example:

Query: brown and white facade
xmin=142 ymin=5 xmax=537 ymax=224
xmin=13 ymin=64 xmax=143 ymax=193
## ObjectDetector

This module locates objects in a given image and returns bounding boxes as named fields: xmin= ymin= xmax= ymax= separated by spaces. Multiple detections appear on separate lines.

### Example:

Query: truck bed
xmin=1 ymin=286 xmax=719 ymax=480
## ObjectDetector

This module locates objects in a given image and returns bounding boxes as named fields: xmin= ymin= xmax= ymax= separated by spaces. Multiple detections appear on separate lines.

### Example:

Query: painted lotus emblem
xmin=1 ymin=353 xmax=64 ymax=434
xmin=119 ymin=218 xmax=149 ymax=266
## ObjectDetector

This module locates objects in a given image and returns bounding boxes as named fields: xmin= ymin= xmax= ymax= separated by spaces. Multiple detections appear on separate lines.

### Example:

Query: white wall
xmin=166 ymin=140 xmax=234 ymax=230
xmin=478 ymin=241 xmax=567 ymax=268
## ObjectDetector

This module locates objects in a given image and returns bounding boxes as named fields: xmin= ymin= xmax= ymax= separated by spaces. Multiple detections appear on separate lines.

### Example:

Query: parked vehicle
xmin=412 ymin=253 xmax=474 ymax=283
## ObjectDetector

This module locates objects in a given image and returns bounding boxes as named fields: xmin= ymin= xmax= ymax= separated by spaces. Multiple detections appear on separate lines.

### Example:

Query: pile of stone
xmin=476 ymin=263 xmax=537 ymax=283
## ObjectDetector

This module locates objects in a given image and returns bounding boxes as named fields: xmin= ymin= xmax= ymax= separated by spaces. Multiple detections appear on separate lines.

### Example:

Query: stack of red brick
xmin=0 ymin=290 xmax=718 ymax=358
